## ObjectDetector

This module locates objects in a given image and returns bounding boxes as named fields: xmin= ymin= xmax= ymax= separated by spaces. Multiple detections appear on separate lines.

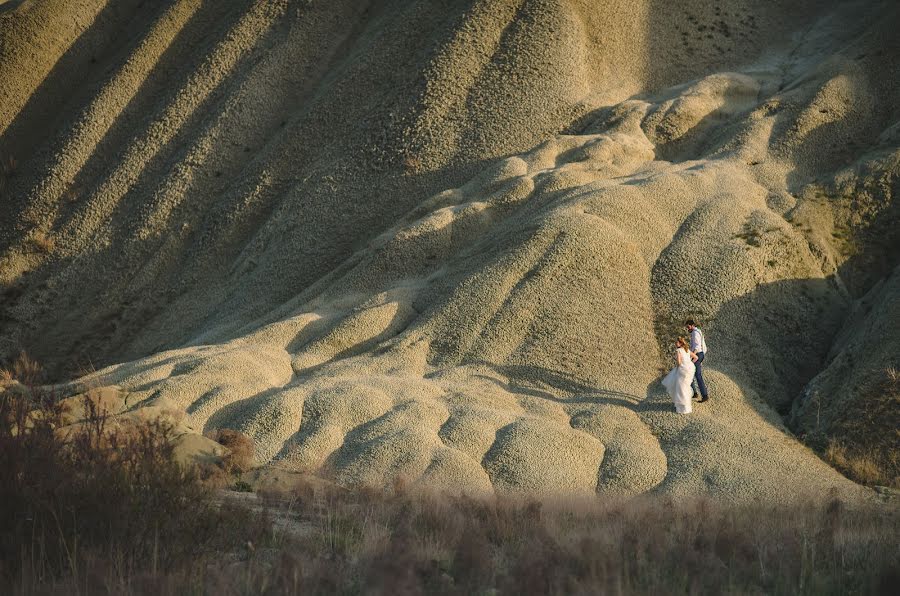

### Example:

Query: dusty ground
xmin=1 ymin=0 xmax=898 ymax=499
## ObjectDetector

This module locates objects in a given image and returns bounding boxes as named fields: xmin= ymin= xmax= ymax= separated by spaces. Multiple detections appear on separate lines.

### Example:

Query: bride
xmin=661 ymin=337 xmax=696 ymax=414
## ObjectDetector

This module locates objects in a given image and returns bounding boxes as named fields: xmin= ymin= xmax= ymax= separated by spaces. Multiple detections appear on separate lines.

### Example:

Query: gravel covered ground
xmin=2 ymin=0 xmax=898 ymax=499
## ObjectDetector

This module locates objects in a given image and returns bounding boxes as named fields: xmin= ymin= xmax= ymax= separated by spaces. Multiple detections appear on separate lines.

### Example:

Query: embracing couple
xmin=661 ymin=319 xmax=710 ymax=414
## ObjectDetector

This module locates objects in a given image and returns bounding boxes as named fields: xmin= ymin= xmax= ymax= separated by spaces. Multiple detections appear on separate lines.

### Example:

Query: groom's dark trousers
xmin=692 ymin=352 xmax=708 ymax=399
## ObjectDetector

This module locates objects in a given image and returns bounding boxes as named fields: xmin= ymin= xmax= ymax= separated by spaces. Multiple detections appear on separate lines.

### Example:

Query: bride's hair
xmin=675 ymin=337 xmax=689 ymax=350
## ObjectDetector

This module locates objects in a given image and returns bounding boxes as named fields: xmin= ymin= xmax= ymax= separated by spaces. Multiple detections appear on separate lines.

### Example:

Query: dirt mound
xmin=2 ymin=0 xmax=898 ymax=497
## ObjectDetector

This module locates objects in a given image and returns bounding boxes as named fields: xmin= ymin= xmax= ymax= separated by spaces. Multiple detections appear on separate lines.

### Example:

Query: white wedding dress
xmin=661 ymin=347 xmax=695 ymax=414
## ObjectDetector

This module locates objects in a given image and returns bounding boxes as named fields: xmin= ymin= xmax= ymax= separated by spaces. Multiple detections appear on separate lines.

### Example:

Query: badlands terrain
xmin=0 ymin=0 xmax=897 ymax=498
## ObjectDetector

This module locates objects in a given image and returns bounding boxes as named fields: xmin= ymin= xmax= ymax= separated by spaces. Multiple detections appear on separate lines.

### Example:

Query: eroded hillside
xmin=1 ymin=0 xmax=898 ymax=496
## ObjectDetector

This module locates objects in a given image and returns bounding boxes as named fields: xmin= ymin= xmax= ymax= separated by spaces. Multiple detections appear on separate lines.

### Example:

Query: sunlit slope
xmin=0 ymin=0 xmax=840 ymax=370
xmin=1 ymin=0 xmax=898 ymax=496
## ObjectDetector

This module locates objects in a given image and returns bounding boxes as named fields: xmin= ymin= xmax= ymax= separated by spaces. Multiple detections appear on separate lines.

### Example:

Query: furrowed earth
xmin=1 ymin=0 xmax=898 ymax=499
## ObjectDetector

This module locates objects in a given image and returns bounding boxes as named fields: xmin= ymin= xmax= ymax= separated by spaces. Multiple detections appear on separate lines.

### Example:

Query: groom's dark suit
xmin=689 ymin=327 xmax=709 ymax=401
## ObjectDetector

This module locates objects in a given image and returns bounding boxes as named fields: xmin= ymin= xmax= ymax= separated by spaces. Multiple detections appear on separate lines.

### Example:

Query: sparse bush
xmin=206 ymin=428 xmax=255 ymax=473
xmin=0 ymin=385 xmax=266 ymax=593
xmin=0 ymin=351 xmax=43 ymax=386
xmin=62 ymin=183 xmax=80 ymax=203
xmin=232 ymin=479 xmax=254 ymax=493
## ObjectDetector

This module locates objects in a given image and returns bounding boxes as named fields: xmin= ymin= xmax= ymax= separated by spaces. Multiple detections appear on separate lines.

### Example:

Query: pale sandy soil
xmin=1 ymin=0 xmax=898 ymax=499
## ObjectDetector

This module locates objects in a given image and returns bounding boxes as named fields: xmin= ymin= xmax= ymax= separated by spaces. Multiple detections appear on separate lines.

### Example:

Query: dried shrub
xmin=206 ymin=428 xmax=255 ymax=473
xmin=0 ymin=351 xmax=43 ymax=386
xmin=0 ymin=386 xmax=265 ymax=593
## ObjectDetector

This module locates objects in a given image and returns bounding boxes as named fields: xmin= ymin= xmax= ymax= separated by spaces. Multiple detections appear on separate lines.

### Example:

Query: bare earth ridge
xmin=1 ymin=0 xmax=898 ymax=499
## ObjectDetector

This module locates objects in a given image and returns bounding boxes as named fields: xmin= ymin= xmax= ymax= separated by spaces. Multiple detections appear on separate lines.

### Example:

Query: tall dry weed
xmin=0 ymin=351 xmax=43 ymax=386
xmin=1 ymin=363 xmax=898 ymax=594
xmin=0 ymin=385 xmax=266 ymax=593
xmin=203 ymin=481 xmax=900 ymax=596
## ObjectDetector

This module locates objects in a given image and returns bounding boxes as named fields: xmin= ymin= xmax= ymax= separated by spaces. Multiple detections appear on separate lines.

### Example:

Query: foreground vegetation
xmin=823 ymin=368 xmax=900 ymax=489
xmin=0 ymin=363 xmax=898 ymax=594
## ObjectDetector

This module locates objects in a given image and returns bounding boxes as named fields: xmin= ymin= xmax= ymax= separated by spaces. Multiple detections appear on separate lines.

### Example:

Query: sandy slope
xmin=1 ymin=0 xmax=898 ymax=498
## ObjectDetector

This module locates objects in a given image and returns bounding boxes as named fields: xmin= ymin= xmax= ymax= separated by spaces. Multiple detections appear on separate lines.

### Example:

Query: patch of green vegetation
xmin=232 ymin=479 xmax=254 ymax=493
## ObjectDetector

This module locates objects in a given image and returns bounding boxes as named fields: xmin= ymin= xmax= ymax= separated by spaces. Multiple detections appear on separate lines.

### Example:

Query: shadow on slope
xmin=0 ymin=0 xmax=160 ymax=247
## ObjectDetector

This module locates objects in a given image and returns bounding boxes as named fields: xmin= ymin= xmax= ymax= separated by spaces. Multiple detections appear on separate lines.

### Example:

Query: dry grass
xmin=0 ymin=351 xmax=43 ymax=386
xmin=0 ymin=385 xmax=268 ymax=594
xmin=1 ymin=382 xmax=898 ymax=594
xmin=206 ymin=428 xmax=256 ymax=473
xmin=825 ymin=367 xmax=900 ymax=488
xmin=218 ymin=480 xmax=900 ymax=596
xmin=1 ymin=361 xmax=898 ymax=594
xmin=826 ymin=441 xmax=894 ymax=487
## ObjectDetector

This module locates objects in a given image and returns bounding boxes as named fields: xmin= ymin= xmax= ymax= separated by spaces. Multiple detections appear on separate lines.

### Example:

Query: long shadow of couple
xmin=469 ymin=361 xmax=675 ymax=414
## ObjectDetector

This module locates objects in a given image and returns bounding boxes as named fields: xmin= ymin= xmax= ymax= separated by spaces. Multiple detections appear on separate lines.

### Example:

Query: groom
xmin=685 ymin=319 xmax=709 ymax=402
